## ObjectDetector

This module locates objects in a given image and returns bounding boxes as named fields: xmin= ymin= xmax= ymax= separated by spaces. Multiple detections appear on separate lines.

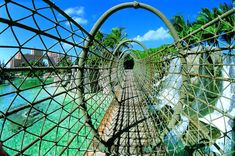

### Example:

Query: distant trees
xmin=90 ymin=27 xmax=129 ymax=58
xmin=57 ymin=56 xmax=73 ymax=74
xmin=171 ymin=3 xmax=234 ymax=47
xmin=20 ymin=60 xmax=46 ymax=77
xmin=0 ymin=60 xmax=6 ymax=84
xmin=103 ymin=27 xmax=129 ymax=55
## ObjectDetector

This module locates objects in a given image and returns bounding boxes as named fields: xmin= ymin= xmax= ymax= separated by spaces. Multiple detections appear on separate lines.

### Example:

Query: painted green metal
xmin=77 ymin=3 xmax=186 ymax=139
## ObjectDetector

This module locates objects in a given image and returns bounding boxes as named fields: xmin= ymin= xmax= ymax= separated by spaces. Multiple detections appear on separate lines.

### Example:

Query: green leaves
xmin=103 ymin=27 xmax=128 ymax=51
xmin=171 ymin=3 xmax=234 ymax=47
xmin=171 ymin=15 xmax=190 ymax=38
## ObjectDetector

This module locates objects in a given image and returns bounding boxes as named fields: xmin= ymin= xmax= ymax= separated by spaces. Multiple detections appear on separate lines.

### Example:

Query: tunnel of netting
xmin=0 ymin=0 xmax=234 ymax=156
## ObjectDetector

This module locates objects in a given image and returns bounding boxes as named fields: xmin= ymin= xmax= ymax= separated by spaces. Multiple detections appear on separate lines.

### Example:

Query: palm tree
xmin=196 ymin=4 xmax=234 ymax=48
xmin=171 ymin=16 xmax=199 ymax=47
xmin=171 ymin=15 xmax=190 ymax=38
xmin=195 ymin=6 xmax=227 ymax=109
xmin=87 ymin=28 xmax=130 ymax=93
xmin=90 ymin=31 xmax=106 ymax=57
xmin=103 ymin=27 xmax=129 ymax=55
xmin=171 ymin=3 xmax=233 ymax=48
xmin=218 ymin=3 xmax=234 ymax=51
xmin=195 ymin=7 xmax=222 ymax=47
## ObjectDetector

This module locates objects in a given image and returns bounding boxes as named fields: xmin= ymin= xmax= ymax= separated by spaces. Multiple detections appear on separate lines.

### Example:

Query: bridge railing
xmin=0 ymin=0 xmax=120 ymax=155
xmin=133 ymin=8 xmax=234 ymax=155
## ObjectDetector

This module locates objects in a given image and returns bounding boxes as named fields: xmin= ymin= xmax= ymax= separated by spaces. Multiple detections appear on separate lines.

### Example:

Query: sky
xmin=54 ymin=0 xmax=232 ymax=46
xmin=0 ymin=0 xmax=233 ymax=64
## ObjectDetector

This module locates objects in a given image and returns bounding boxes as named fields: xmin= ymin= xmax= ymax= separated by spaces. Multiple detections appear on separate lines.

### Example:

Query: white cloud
xmin=72 ymin=17 xmax=88 ymax=25
xmin=62 ymin=43 xmax=73 ymax=50
xmin=134 ymin=27 xmax=171 ymax=42
xmin=65 ymin=17 xmax=88 ymax=25
xmin=64 ymin=6 xmax=88 ymax=25
xmin=64 ymin=7 xmax=84 ymax=16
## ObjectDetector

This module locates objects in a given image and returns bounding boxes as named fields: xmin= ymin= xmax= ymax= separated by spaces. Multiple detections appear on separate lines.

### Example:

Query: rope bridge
xmin=0 ymin=0 xmax=234 ymax=155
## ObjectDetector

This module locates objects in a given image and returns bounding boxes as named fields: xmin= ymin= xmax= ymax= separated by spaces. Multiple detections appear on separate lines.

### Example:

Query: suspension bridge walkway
xmin=96 ymin=70 xmax=162 ymax=155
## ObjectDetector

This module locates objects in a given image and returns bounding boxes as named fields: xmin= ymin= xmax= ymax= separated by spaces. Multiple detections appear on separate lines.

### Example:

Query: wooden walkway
xmin=97 ymin=70 xmax=164 ymax=155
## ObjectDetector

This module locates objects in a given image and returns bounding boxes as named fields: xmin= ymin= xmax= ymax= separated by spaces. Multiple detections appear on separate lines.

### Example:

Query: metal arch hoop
xmin=109 ymin=39 xmax=148 ymax=100
xmin=115 ymin=39 xmax=148 ymax=61
xmin=79 ymin=1 xmax=181 ymax=63
xmin=113 ymin=39 xmax=148 ymax=55
xmin=77 ymin=1 xmax=186 ymax=146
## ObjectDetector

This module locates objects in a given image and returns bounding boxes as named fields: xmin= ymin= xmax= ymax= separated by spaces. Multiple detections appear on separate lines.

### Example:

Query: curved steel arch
xmin=77 ymin=1 xmax=186 ymax=146
xmin=113 ymin=39 xmax=148 ymax=55
xmin=109 ymin=39 xmax=148 ymax=97
xmin=115 ymin=39 xmax=148 ymax=61
xmin=79 ymin=1 xmax=180 ymax=62
xmin=89 ymin=2 xmax=180 ymax=42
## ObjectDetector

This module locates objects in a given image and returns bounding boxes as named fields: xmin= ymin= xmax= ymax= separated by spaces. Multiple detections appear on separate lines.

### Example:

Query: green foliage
xmin=86 ymin=27 xmax=130 ymax=93
xmin=88 ymin=27 xmax=130 ymax=66
xmin=103 ymin=27 xmax=128 ymax=51
xmin=171 ymin=16 xmax=191 ymax=38
xmin=91 ymin=27 xmax=129 ymax=55
xmin=57 ymin=56 xmax=73 ymax=74
xmin=0 ymin=71 xmax=12 ymax=84
xmin=20 ymin=60 xmax=46 ymax=77
xmin=58 ymin=57 xmax=73 ymax=67
xmin=132 ymin=44 xmax=177 ymax=59
xmin=132 ymin=50 xmax=148 ymax=59
xmin=171 ymin=3 xmax=234 ymax=47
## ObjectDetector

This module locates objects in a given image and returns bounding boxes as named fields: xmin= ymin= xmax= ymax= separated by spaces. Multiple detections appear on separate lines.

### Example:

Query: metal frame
xmin=0 ymin=0 xmax=234 ymax=155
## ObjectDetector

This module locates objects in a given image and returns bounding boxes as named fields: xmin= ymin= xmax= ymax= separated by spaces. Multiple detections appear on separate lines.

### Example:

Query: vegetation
xmin=0 ymin=60 xmax=14 ymax=84
xmin=57 ymin=56 xmax=73 ymax=74
xmin=103 ymin=27 xmax=129 ymax=56
xmin=58 ymin=56 xmax=73 ymax=67
xmin=132 ymin=44 xmax=176 ymax=59
xmin=168 ymin=4 xmax=233 ymax=151
xmin=132 ymin=5 xmax=233 ymax=149
xmin=171 ymin=3 xmax=234 ymax=47
xmin=133 ymin=3 xmax=234 ymax=61
xmin=19 ymin=56 xmax=73 ymax=78
xmin=175 ymin=3 xmax=234 ymax=116
xmin=90 ymin=27 xmax=129 ymax=57
xmin=20 ymin=60 xmax=46 ymax=77
xmin=132 ymin=44 xmax=177 ymax=79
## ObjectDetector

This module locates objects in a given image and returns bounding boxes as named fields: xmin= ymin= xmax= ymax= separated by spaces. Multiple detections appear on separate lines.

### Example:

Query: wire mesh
xmin=0 ymin=0 xmax=234 ymax=156
xmin=133 ymin=8 xmax=235 ymax=155
xmin=0 ymin=0 xmax=116 ymax=155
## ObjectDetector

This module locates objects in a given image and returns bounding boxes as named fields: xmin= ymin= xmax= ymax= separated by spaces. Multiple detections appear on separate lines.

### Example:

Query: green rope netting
xmin=0 ymin=0 xmax=234 ymax=155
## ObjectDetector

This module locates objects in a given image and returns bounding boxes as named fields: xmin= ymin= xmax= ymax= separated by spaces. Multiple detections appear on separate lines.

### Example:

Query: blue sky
xmin=54 ymin=0 xmax=232 ymax=28
xmin=0 ymin=0 xmax=233 ymax=64
xmin=54 ymin=0 xmax=232 ymax=45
